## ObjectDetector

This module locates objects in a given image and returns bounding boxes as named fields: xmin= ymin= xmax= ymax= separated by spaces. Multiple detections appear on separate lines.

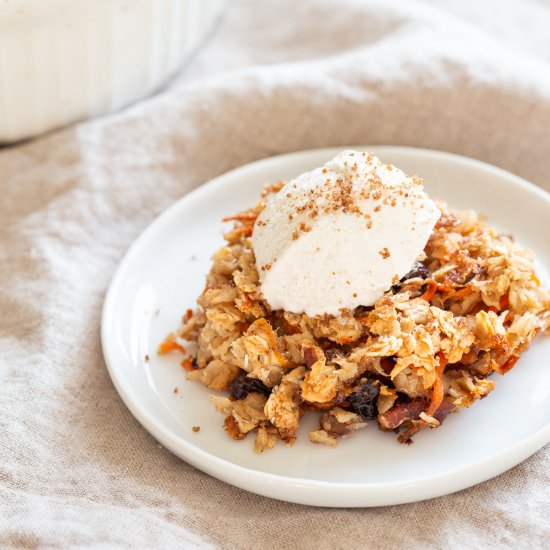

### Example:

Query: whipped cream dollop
xmin=251 ymin=150 xmax=441 ymax=317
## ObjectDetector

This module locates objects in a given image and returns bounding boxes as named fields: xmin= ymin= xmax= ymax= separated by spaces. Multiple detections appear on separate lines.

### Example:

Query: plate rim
xmin=101 ymin=145 xmax=550 ymax=507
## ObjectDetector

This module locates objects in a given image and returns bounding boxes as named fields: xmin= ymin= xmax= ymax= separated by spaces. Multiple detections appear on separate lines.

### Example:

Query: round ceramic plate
xmin=102 ymin=147 xmax=550 ymax=507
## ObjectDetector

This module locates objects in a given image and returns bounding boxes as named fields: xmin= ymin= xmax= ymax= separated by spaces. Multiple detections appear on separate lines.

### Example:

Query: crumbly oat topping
xmin=166 ymin=187 xmax=550 ymax=453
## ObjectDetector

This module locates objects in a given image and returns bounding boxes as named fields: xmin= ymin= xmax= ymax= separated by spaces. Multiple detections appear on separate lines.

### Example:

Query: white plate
xmin=102 ymin=147 xmax=550 ymax=507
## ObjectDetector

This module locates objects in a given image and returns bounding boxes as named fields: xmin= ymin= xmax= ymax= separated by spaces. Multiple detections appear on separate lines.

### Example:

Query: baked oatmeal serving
xmin=160 ymin=151 xmax=550 ymax=452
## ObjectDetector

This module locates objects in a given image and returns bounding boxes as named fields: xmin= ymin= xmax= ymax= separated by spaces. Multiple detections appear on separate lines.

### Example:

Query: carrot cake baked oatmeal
xmin=160 ymin=151 xmax=550 ymax=452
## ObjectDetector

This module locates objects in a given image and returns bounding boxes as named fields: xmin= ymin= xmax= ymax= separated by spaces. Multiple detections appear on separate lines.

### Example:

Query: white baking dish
xmin=0 ymin=0 xmax=225 ymax=143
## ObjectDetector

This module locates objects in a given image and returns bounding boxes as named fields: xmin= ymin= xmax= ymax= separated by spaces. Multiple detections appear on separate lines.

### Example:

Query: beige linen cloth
xmin=2 ymin=0 xmax=550 ymax=548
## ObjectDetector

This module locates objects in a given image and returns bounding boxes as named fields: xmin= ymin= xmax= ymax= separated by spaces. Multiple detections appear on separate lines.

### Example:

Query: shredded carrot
xmin=420 ymin=280 xmax=438 ymax=302
xmin=452 ymin=286 xmax=473 ymax=298
xmin=222 ymin=211 xmax=258 ymax=222
xmin=496 ymin=354 xmax=519 ymax=375
xmin=157 ymin=341 xmax=186 ymax=355
xmin=470 ymin=302 xmax=497 ymax=315
xmin=531 ymin=273 xmax=541 ymax=286
xmin=180 ymin=358 xmax=196 ymax=372
xmin=238 ymin=225 xmax=254 ymax=238
xmin=436 ymin=283 xmax=454 ymax=293
xmin=426 ymin=352 xmax=447 ymax=417
xmin=337 ymin=336 xmax=356 ymax=345
xmin=254 ymin=318 xmax=276 ymax=345
xmin=224 ymin=416 xmax=246 ymax=440
xmin=254 ymin=318 xmax=288 ymax=366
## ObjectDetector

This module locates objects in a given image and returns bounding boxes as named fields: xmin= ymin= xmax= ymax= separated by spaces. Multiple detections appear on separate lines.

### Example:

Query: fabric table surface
xmin=1 ymin=0 xmax=550 ymax=548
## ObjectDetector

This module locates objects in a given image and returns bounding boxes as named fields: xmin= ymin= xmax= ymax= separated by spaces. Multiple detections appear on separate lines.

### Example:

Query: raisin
xmin=401 ymin=262 xmax=431 ymax=282
xmin=347 ymin=379 xmax=379 ymax=421
xmin=448 ymin=263 xmax=484 ymax=285
xmin=229 ymin=371 xmax=271 ymax=400
xmin=380 ymin=357 xmax=395 ymax=375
